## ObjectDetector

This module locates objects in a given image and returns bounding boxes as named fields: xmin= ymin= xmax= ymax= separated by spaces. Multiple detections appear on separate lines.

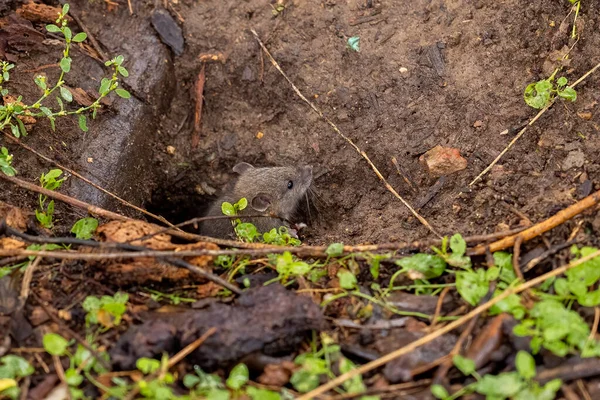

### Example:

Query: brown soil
xmin=151 ymin=0 xmax=600 ymax=245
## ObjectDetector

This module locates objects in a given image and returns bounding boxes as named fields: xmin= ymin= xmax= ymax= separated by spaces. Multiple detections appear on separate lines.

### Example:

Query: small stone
xmin=577 ymin=180 xmax=593 ymax=198
xmin=562 ymin=150 xmax=585 ymax=170
xmin=87 ymin=157 xmax=93 ymax=163
xmin=151 ymin=8 xmax=185 ymax=56
xmin=242 ymin=65 xmax=255 ymax=81
xmin=593 ymin=213 xmax=600 ymax=233
xmin=399 ymin=67 xmax=408 ymax=74
xmin=577 ymin=111 xmax=593 ymax=120
xmin=473 ymin=120 xmax=483 ymax=128
xmin=419 ymin=145 xmax=467 ymax=177
xmin=256 ymin=131 xmax=264 ymax=139
xmin=166 ymin=145 xmax=176 ymax=154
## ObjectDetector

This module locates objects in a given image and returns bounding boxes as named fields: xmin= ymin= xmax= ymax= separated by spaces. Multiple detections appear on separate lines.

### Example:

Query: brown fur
xmin=199 ymin=163 xmax=313 ymax=239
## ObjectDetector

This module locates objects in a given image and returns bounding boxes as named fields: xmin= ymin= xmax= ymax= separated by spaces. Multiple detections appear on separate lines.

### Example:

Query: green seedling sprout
xmin=0 ymin=3 xmax=130 ymax=142
xmin=432 ymin=351 xmax=562 ymax=400
xmin=35 ymin=169 xmax=65 ymax=228
xmin=0 ymin=147 xmax=16 ymax=176
xmin=524 ymin=70 xmax=577 ymax=109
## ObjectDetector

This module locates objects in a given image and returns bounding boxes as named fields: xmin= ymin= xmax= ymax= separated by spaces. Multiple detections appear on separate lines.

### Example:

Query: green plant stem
xmin=320 ymin=292 xmax=350 ymax=307
xmin=350 ymin=291 xmax=432 ymax=319
xmin=446 ymin=383 xmax=477 ymax=400
xmin=391 ymin=283 xmax=456 ymax=291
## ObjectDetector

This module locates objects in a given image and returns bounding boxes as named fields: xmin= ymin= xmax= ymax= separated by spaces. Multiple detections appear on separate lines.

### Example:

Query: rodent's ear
xmin=251 ymin=193 xmax=272 ymax=212
xmin=233 ymin=162 xmax=254 ymax=174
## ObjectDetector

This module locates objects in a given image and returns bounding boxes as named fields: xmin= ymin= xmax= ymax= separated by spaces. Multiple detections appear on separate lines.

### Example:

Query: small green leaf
xmin=206 ymin=389 xmax=230 ymax=400
xmin=326 ymin=243 xmax=344 ymax=257
xmin=226 ymin=363 xmax=248 ymax=390
xmin=71 ymin=218 xmax=98 ymax=239
xmin=236 ymin=197 xmax=248 ymax=211
xmin=60 ymin=57 xmax=72 ymax=73
xmin=43 ymin=333 xmax=69 ymax=356
xmin=78 ymin=114 xmax=88 ymax=132
xmin=60 ymin=87 xmax=73 ymax=102
xmin=535 ymin=80 xmax=552 ymax=93
xmin=431 ymin=384 xmax=450 ymax=399
xmin=221 ymin=202 xmax=235 ymax=216
xmin=115 ymin=88 xmax=131 ymax=99
xmin=246 ymin=387 xmax=281 ymax=400
xmin=34 ymin=75 xmax=47 ymax=90
xmin=524 ymin=81 xmax=551 ymax=109
xmin=395 ymin=254 xmax=447 ymax=280
xmin=99 ymin=78 xmax=111 ymax=95
xmin=117 ymin=66 xmax=129 ymax=77
xmin=456 ymin=269 xmax=489 ymax=306
xmin=56 ymin=96 xmax=64 ymax=111
xmin=449 ymin=233 xmax=467 ymax=256
xmin=62 ymin=3 xmax=70 ymax=15
xmin=515 ymin=351 xmax=536 ymax=380
xmin=115 ymin=55 xmax=125 ymax=65
xmin=337 ymin=269 xmax=357 ymax=290
xmin=15 ymin=118 xmax=27 ymax=138
xmin=65 ymin=368 xmax=84 ymax=387
xmin=485 ymin=266 xmax=500 ymax=281
xmin=290 ymin=370 xmax=320 ymax=393
xmin=182 ymin=374 xmax=201 ymax=389
xmin=136 ymin=358 xmax=160 ymax=375
xmin=452 ymin=355 xmax=476 ymax=376
xmin=475 ymin=372 xmax=524 ymax=397
xmin=554 ymin=278 xmax=570 ymax=297
xmin=72 ymin=32 xmax=87 ymax=43
xmin=40 ymin=106 xmax=52 ymax=117
xmin=10 ymin=123 xmax=19 ymax=138
xmin=46 ymin=24 xmax=61 ymax=33
xmin=558 ymin=87 xmax=577 ymax=102
xmin=0 ymin=355 xmax=35 ymax=378
xmin=557 ymin=77 xmax=568 ymax=86
xmin=63 ymin=27 xmax=72 ymax=41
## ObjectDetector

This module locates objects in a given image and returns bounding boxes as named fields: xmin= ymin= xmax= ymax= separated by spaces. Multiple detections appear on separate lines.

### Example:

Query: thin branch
xmin=1 ymin=223 xmax=243 ymax=295
xmin=0 ymin=223 xmax=527 ymax=261
xmin=470 ymin=189 xmax=600 ymax=255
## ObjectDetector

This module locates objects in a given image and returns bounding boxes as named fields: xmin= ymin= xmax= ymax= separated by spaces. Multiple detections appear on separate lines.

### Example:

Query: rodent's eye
xmin=287 ymin=180 xmax=294 ymax=189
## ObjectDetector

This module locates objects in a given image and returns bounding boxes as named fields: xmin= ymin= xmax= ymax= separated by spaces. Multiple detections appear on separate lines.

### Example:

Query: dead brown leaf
xmin=0 ymin=237 xmax=25 ymax=250
xmin=2 ymin=95 xmax=36 ymax=124
xmin=97 ymin=220 xmax=175 ymax=249
xmin=103 ymin=260 xmax=191 ymax=285
xmin=258 ymin=362 xmax=295 ymax=386
xmin=196 ymin=281 xmax=223 ymax=297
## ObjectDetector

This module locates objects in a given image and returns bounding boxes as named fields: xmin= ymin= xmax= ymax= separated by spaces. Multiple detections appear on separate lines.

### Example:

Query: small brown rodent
xmin=199 ymin=162 xmax=313 ymax=239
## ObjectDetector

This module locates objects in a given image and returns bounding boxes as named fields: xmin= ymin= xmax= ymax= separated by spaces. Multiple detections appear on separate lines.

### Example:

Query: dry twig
xmin=192 ymin=63 xmax=206 ymax=148
xmin=470 ymin=189 xmax=600 ymax=255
